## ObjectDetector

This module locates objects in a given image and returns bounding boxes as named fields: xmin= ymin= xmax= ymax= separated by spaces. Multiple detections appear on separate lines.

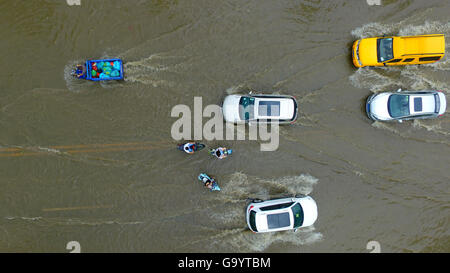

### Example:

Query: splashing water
xmin=351 ymin=21 xmax=450 ymax=93
xmin=200 ymin=172 xmax=321 ymax=252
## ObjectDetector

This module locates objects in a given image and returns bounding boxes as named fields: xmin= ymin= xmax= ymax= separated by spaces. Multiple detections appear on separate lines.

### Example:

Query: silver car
xmin=366 ymin=89 xmax=447 ymax=122
xmin=246 ymin=196 xmax=318 ymax=233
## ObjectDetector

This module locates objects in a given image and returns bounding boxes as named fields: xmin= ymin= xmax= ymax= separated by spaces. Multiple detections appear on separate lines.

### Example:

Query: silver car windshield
xmin=388 ymin=94 xmax=410 ymax=118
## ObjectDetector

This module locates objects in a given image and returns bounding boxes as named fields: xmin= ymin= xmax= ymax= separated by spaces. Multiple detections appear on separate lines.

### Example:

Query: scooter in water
xmin=177 ymin=142 xmax=205 ymax=154
xmin=198 ymin=173 xmax=221 ymax=191
xmin=209 ymin=147 xmax=232 ymax=159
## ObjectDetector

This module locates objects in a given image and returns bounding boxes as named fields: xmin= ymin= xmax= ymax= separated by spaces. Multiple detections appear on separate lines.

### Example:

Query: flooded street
xmin=0 ymin=0 xmax=448 ymax=252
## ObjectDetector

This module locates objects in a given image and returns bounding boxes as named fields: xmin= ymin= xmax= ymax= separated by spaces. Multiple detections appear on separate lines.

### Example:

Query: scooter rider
xmin=214 ymin=147 xmax=232 ymax=159
xmin=183 ymin=142 xmax=196 ymax=154
xmin=73 ymin=64 xmax=86 ymax=78
xmin=202 ymin=177 xmax=213 ymax=190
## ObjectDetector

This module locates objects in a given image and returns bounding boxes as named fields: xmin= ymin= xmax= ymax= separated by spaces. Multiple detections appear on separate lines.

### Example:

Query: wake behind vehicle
xmin=222 ymin=93 xmax=298 ymax=124
xmin=72 ymin=58 xmax=124 ymax=81
xmin=246 ymin=196 xmax=318 ymax=233
xmin=352 ymin=34 xmax=445 ymax=68
xmin=366 ymin=89 xmax=446 ymax=122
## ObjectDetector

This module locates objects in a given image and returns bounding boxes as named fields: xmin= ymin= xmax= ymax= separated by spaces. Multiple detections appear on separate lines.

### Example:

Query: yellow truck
xmin=352 ymin=34 xmax=445 ymax=68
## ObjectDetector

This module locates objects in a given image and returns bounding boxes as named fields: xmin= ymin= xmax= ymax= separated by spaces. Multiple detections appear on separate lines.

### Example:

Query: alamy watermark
xmin=366 ymin=0 xmax=381 ymax=6
xmin=66 ymin=0 xmax=81 ymax=6
xmin=366 ymin=241 xmax=381 ymax=253
xmin=66 ymin=241 xmax=81 ymax=253
xmin=171 ymin=97 xmax=279 ymax=151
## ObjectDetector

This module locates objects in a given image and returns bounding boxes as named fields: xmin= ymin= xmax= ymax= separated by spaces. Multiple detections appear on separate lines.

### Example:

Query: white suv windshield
xmin=388 ymin=94 xmax=410 ymax=118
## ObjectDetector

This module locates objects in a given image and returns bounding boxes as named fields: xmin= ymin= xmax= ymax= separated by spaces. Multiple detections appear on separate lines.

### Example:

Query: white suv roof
xmin=246 ymin=196 xmax=318 ymax=233
xmin=222 ymin=94 xmax=298 ymax=124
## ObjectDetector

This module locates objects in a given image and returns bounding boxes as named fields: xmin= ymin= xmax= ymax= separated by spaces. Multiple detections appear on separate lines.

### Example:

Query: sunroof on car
xmin=267 ymin=212 xmax=291 ymax=229
xmin=414 ymin=97 xmax=422 ymax=112
xmin=258 ymin=101 xmax=280 ymax=116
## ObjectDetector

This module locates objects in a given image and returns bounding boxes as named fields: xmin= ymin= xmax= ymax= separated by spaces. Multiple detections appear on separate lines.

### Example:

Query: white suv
xmin=222 ymin=94 xmax=298 ymax=124
xmin=246 ymin=196 xmax=318 ymax=233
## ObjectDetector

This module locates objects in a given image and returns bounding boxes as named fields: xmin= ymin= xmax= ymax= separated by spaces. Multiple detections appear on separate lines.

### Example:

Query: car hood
xmin=255 ymin=213 xmax=269 ymax=231
xmin=222 ymin=95 xmax=241 ymax=123
xmin=438 ymin=92 xmax=447 ymax=115
xmin=298 ymin=197 xmax=318 ymax=227
xmin=369 ymin=93 xmax=392 ymax=120
xmin=358 ymin=38 xmax=379 ymax=66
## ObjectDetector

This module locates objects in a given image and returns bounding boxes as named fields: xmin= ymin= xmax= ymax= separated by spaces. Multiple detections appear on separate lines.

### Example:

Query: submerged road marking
xmin=0 ymin=141 xmax=173 ymax=157
xmin=42 ymin=205 xmax=113 ymax=212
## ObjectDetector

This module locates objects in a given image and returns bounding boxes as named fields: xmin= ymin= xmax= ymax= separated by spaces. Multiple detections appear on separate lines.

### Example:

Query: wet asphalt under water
xmin=0 ymin=0 xmax=449 ymax=252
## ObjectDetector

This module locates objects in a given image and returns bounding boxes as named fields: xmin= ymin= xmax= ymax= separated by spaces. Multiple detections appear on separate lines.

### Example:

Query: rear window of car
xmin=267 ymin=212 xmax=291 ymax=229
xmin=388 ymin=94 xmax=410 ymax=118
xmin=249 ymin=210 xmax=257 ymax=232
xmin=258 ymin=101 xmax=280 ymax=117
xmin=260 ymin=202 xmax=294 ymax=211
xmin=434 ymin=94 xmax=440 ymax=113
xmin=292 ymin=203 xmax=304 ymax=228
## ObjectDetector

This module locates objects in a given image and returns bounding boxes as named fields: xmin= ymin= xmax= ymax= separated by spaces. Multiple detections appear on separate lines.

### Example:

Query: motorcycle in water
xmin=198 ymin=173 xmax=221 ymax=191
xmin=177 ymin=142 xmax=205 ymax=154
xmin=209 ymin=147 xmax=232 ymax=159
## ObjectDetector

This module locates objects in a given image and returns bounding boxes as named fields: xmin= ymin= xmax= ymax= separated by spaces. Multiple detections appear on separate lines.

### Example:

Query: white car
xmin=246 ymin=196 xmax=318 ymax=233
xmin=222 ymin=94 xmax=298 ymax=124
xmin=366 ymin=89 xmax=446 ymax=122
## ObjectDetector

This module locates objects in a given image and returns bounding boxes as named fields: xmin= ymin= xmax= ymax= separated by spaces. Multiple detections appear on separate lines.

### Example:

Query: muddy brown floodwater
xmin=0 ymin=0 xmax=448 ymax=252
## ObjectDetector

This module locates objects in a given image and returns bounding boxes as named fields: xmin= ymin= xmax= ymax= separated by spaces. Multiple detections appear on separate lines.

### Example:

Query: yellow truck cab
xmin=352 ymin=34 xmax=445 ymax=68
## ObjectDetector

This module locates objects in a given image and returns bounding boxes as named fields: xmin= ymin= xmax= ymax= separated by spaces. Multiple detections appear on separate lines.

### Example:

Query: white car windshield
xmin=388 ymin=94 xmax=410 ymax=118
xmin=239 ymin=96 xmax=255 ymax=120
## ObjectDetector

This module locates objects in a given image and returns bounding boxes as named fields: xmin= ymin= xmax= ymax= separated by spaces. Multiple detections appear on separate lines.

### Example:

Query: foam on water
xmin=412 ymin=120 xmax=450 ymax=136
xmin=225 ymin=84 xmax=252 ymax=95
xmin=202 ymin=172 xmax=321 ymax=251
xmin=349 ymin=67 xmax=403 ymax=93
xmin=122 ymin=53 xmax=189 ymax=87
xmin=216 ymin=172 xmax=318 ymax=202
xmin=350 ymin=20 xmax=450 ymax=93
xmin=351 ymin=20 xmax=450 ymax=140
xmin=212 ymin=225 xmax=323 ymax=252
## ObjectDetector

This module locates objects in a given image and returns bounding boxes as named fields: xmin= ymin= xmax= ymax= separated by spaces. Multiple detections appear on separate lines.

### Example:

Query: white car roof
xmin=409 ymin=94 xmax=437 ymax=114
xmin=255 ymin=208 xmax=293 ymax=232
xmin=254 ymin=97 xmax=295 ymax=119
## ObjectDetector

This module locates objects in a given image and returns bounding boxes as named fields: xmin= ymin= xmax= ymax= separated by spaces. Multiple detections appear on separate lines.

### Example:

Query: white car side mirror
xmin=398 ymin=119 xmax=403 ymax=123
xmin=397 ymin=88 xmax=402 ymax=92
